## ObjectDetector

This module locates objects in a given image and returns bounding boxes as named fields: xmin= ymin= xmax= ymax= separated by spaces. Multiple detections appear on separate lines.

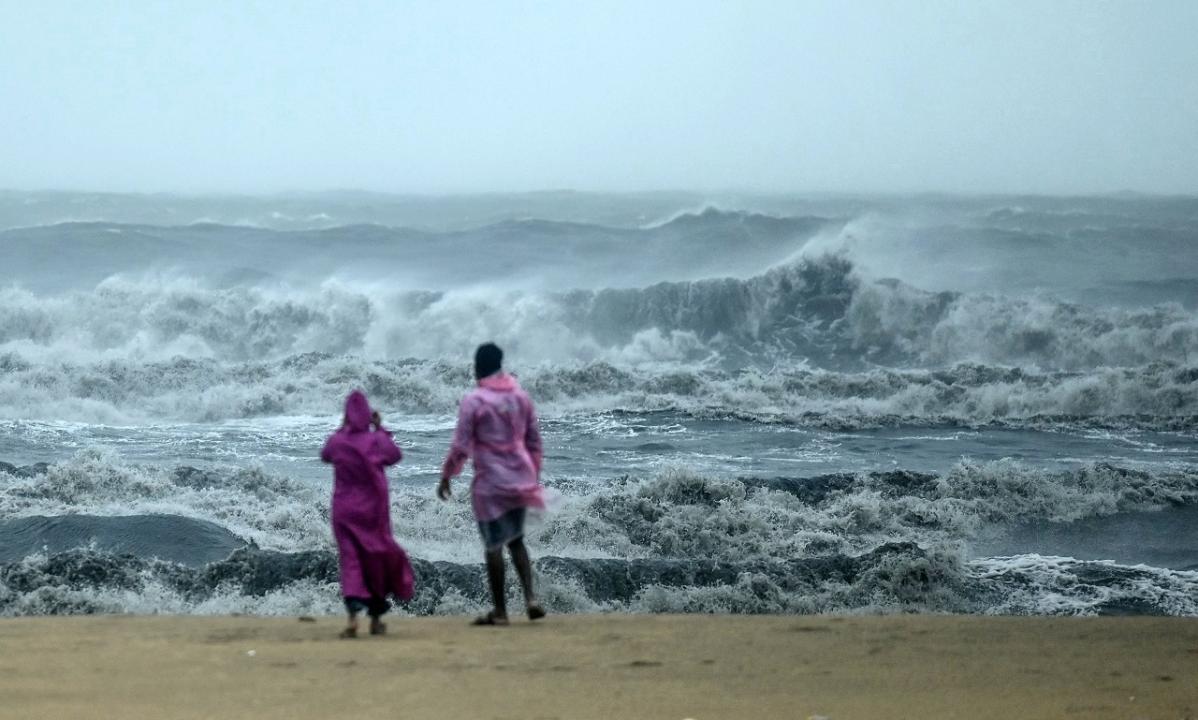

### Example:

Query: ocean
xmin=1 ymin=190 xmax=1196 ymax=616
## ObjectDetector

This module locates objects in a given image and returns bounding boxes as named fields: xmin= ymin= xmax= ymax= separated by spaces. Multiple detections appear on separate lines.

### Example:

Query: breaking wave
xmin=2 ymin=250 xmax=1197 ymax=428
xmin=2 ymin=450 xmax=1198 ymax=610
xmin=3 ymin=254 xmax=1196 ymax=368
xmin=2 ymin=451 xmax=1197 ymax=616
xmin=1 ymin=352 xmax=1194 ymax=428
xmin=5 ymin=451 xmax=1197 ymax=557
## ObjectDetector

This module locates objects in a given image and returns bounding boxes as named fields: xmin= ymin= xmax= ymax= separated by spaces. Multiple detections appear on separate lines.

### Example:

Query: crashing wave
xmin=2 ymin=252 xmax=1196 ymax=377
xmin=1 ymin=349 xmax=1195 ymax=426
xmin=3 ymin=542 xmax=1195 ymax=617
xmin=4 ymin=452 xmax=1197 ymax=564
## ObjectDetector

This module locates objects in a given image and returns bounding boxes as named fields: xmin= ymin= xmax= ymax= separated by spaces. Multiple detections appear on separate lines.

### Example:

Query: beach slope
xmin=1 ymin=614 xmax=1195 ymax=719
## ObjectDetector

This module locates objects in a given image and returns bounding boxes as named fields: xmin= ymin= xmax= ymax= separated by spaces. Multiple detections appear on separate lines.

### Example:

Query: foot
xmin=471 ymin=611 xmax=510 ymax=626
xmin=526 ymin=602 xmax=547 ymax=621
xmin=369 ymin=618 xmax=387 ymax=636
xmin=339 ymin=625 xmax=358 ymax=639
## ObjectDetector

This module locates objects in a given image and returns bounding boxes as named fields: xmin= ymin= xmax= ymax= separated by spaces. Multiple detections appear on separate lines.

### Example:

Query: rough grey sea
xmin=1 ymin=191 xmax=1196 ymax=616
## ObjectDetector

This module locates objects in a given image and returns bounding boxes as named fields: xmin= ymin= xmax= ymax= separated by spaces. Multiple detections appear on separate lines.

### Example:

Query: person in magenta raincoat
xmin=439 ymin=342 xmax=547 ymax=625
xmin=321 ymin=390 xmax=414 ymax=638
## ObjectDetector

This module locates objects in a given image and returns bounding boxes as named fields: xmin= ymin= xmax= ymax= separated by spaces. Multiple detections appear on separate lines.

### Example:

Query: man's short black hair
xmin=474 ymin=342 xmax=503 ymax=379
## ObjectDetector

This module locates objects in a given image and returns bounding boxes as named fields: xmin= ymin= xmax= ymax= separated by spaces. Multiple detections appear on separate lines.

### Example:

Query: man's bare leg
xmin=508 ymin=537 xmax=535 ymax=604
xmin=508 ymin=537 xmax=545 ymax=619
xmin=483 ymin=546 xmax=509 ymax=623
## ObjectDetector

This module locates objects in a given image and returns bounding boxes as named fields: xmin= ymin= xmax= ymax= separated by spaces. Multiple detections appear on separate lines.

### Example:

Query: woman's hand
xmin=371 ymin=411 xmax=382 ymax=430
xmin=437 ymin=476 xmax=452 ymax=501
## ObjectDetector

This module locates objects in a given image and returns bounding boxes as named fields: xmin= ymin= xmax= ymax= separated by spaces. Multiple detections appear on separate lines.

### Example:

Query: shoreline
xmin=1 ymin=614 xmax=1195 ymax=719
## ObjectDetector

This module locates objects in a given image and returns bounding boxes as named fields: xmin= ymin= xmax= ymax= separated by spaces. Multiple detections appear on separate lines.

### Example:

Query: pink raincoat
xmin=442 ymin=373 xmax=546 ymax=522
xmin=321 ymin=391 xmax=414 ymax=602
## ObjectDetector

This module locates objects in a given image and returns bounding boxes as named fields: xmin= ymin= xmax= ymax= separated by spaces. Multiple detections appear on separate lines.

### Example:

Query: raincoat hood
xmin=344 ymin=390 xmax=373 ymax=432
xmin=478 ymin=372 xmax=518 ymax=392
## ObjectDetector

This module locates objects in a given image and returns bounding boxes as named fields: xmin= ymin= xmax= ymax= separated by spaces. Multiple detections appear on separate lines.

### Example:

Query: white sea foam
xmin=1 ymin=346 xmax=1194 ymax=427
xmin=4 ymin=451 xmax=1195 ymax=564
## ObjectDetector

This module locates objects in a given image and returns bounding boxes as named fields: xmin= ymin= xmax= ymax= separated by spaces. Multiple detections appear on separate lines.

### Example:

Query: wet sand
xmin=0 ymin=614 xmax=1195 ymax=719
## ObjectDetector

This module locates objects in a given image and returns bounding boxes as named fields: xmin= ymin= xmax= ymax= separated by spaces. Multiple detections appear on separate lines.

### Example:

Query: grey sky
xmin=2 ymin=1 xmax=1196 ymax=194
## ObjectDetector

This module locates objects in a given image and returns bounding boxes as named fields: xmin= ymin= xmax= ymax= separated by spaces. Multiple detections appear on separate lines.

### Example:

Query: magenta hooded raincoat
xmin=442 ymin=373 xmax=546 ymax=522
xmin=321 ymin=390 xmax=414 ymax=603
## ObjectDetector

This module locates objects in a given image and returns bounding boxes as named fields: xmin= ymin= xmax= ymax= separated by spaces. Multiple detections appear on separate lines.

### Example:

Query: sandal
xmin=471 ymin=611 xmax=510 ymax=626
xmin=370 ymin=620 xmax=387 ymax=636
xmin=527 ymin=603 xmax=547 ymax=621
xmin=339 ymin=626 xmax=358 ymax=639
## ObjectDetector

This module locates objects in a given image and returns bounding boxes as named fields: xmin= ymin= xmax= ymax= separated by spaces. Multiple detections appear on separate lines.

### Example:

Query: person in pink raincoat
xmin=321 ymin=390 xmax=414 ymax=638
xmin=439 ymin=342 xmax=547 ymax=625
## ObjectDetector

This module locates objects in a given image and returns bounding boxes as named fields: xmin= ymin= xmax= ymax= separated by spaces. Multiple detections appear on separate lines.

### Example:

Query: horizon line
xmin=2 ymin=186 xmax=1196 ymax=200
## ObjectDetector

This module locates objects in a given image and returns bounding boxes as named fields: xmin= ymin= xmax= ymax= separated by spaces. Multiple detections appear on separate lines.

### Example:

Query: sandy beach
xmin=0 ymin=614 xmax=1194 ymax=719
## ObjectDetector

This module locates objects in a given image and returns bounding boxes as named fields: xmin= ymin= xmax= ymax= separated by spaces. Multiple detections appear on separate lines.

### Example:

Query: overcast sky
xmin=1 ymin=1 xmax=1196 ymax=195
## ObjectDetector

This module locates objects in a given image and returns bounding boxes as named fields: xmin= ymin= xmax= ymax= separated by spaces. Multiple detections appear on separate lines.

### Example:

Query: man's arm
xmin=438 ymin=397 xmax=475 ymax=499
xmin=523 ymin=395 xmax=543 ymax=475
